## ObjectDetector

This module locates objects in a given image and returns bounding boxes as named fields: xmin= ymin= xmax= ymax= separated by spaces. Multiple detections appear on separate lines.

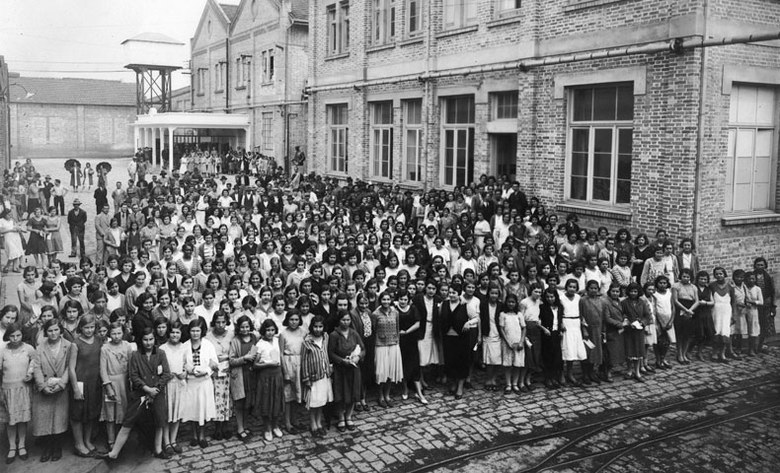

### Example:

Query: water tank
xmin=122 ymin=33 xmax=185 ymax=69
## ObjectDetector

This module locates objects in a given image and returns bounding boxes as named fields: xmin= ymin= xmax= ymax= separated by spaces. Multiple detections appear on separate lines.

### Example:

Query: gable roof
xmin=121 ymin=32 xmax=185 ymax=45
xmin=9 ymin=76 xmax=136 ymax=107
xmin=218 ymin=3 xmax=240 ymax=22
xmin=290 ymin=0 xmax=308 ymax=21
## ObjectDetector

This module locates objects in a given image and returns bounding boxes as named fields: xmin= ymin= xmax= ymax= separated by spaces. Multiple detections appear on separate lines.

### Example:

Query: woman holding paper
xmin=621 ymin=282 xmax=652 ymax=382
xmin=182 ymin=318 xmax=218 ymax=448
xmin=328 ymin=311 xmax=365 ymax=432
xmin=205 ymin=312 xmax=233 ymax=441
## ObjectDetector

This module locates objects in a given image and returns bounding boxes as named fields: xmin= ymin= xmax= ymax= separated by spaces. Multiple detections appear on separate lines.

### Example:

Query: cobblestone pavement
xmin=153 ymin=348 xmax=780 ymax=473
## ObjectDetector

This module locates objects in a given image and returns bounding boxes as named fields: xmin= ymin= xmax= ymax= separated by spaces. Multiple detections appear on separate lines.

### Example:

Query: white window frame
xmin=565 ymin=84 xmax=634 ymax=206
xmin=402 ymin=99 xmax=423 ymax=182
xmin=440 ymin=96 xmax=475 ymax=188
xmin=725 ymin=84 xmax=778 ymax=213
xmin=406 ymin=0 xmax=423 ymax=36
xmin=370 ymin=101 xmax=394 ymax=179
xmin=261 ymin=112 xmax=274 ymax=151
xmin=495 ymin=0 xmax=522 ymax=17
xmin=214 ymin=62 xmax=225 ymax=92
xmin=372 ymin=0 xmax=396 ymax=45
xmin=490 ymin=91 xmax=518 ymax=120
xmin=235 ymin=58 xmax=243 ymax=88
xmin=261 ymin=49 xmax=275 ymax=83
xmin=443 ymin=0 xmax=477 ymax=30
xmin=327 ymin=104 xmax=349 ymax=173
xmin=327 ymin=1 xmax=350 ymax=56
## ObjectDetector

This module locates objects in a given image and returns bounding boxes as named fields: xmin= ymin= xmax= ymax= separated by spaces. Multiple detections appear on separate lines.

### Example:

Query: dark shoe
xmin=6 ymin=449 xmax=16 ymax=464
xmin=378 ymin=399 xmax=388 ymax=409
xmin=198 ymin=439 xmax=209 ymax=448
xmin=386 ymin=398 xmax=394 ymax=408
xmin=336 ymin=421 xmax=346 ymax=432
xmin=361 ymin=402 xmax=372 ymax=412
xmin=172 ymin=443 xmax=183 ymax=454
xmin=164 ymin=444 xmax=175 ymax=456
xmin=18 ymin=447 xmax=28 ymax=460
xmin=238 ymin=431 xmax=250 ymax=442
xmin=51 ymin=447 xmax=62 ymax=462
xmin=464 ymin=381 xmax=473 ymax=389
xmin=346 ymin=421 xmax=357 ymax=431
xmin=636 ymin=375 xmax=646 ymax=383
xmin=604 ymin=373 xmax=614 ymax=383
xmin=189 ymin=438 xmax=199 ymax=447
xmin=74 ymin=449 xmax=93 ymax=458
xmin=154 ymin=451 xmax=171 ymax=460
xmin=589 ymin=373 xmax=602 ymax=384
xmin=40 ymin=448 xmax=51 ymax=463
xmin=213 ymin=431 xmax=223 ymax=441
xmin=355 ymin=403 xmax=363 ymax=412
xmin=454 ymin=394 xmax=463 ymax=400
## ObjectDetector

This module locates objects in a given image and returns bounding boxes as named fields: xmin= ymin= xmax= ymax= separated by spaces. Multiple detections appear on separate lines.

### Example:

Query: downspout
xmin=423 ymin=0 xmax=433 ymax=190
xmin=692 ymin=0 xmax=709 ymax=249
xmin=284 ymin=12 xmax=291 ymax=174
xmin=225 ymin=37 xmax=230 ymax=113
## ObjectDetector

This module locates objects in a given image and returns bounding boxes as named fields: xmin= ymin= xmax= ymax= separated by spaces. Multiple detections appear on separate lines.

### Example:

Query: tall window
xmin=261 ymin=112 xmax=274 ymax=151
xmin=370 ymin=102 xmax=394 ymax=178
xmin=725 ymin=85 xmax=777 ymax=212
xmin=403 ymin=99 xmax=423 ymax=182
xmin=327 ymin=1 xmax=350 ymax=55
xmin=406 ymin=0 xmax=423 ymax=36
xmin=214 ymin=62 xmax=225 ymax=92
xmin=442 ymin=96 xmax=475 ymax=187
xmin=261 ymin=50 xmax=275 ymax=83
xmin=197 ymin=68 xmax=207 ymax=95
xmin=490 ymin=91 xmax=518 ymax=120
xmin=567 ymin=84 xmax=633 ymax=205
xmin=328 ymin=104 xmax=349 ymax=173
xmin=372 ymin=0 xmax=396 ymax=45
xmin=495 ymin=0 xmax=521 ymax=16
xmin=443 ymin=0 xmax=477 ymax=29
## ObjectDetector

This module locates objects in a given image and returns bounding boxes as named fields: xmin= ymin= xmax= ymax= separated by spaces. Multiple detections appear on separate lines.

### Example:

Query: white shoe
xmin=272 ymin=427 xmax=283 ymax=438
xmin=264 ymin=431 xmax=273 ymax=442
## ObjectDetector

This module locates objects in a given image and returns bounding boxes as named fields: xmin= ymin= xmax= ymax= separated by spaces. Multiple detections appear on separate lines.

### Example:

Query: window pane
xmin=572 ymin=128 xmax=589 ymax=153
xmin=616 ymin=180 xmax=631 ymax=204
xmin=572 ymin=89 xmax=592 ymax=122
xmin=446 ymin=96 xmax=474 ymax=124
xmin=571 ymin=152 xmax=588 ymax=176
xmin=616 ymin=85 xmax=633 ymax=120
xmin=594 ymin=129 xmax=612 ymax=154
xmin=405 ymin=99 xmax=422 ymax=124
xmin=618 ymin=129 xmax=632 ymax=180
xmin=594 ymin=153 xmax=611 ymax=178
xmin=570 ymin=176 xmax=587 ymax=200
xmin=593 ymin=87 xmax=617 ymax=121
xmin=593 ymin=178 xmax=611 ymax=201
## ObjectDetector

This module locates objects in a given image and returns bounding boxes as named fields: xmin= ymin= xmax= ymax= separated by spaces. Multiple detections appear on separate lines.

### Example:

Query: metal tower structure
xmin=121 ymin=33 xmax=184 ymax=114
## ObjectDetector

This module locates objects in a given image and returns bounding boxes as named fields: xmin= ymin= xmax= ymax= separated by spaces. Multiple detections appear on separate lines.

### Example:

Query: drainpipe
xmin=307 ymin=30 xmax=780 ymax=93
xmin=692 ymin=0 xmax=709 ymax=249
xmin=225 ymin=38 xmax=230 ymax=113
xmin=284 ymin=11 xmax=291 ymax=174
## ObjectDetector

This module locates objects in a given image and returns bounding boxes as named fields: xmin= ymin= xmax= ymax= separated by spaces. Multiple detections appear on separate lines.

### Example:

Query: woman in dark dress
xmin=601 ymin=284 xmax=626 ymax=382
xmin=539 ymin=287 xmax=564 ymax=389
xmin=397 ymin=291 xmax=427 ymax=404
xmin=621 ymin=282 xmax=652 ymax=382
xmin=328 ymin=310 xmax=365 ymax=432
xmin=26 ymin=206 xmax=48 ymax=267
xmin=691 ymin=271 xmax=714 ymax=360
xmin=439 ymin=284 xmax=470 ymax=399
xmin=68 ymin=314 xmax=103 ymax=457
xmin=631 ymin=233 xmax=653 ymax=283
xmin=349 ymin=293 xmax=374 ymax=411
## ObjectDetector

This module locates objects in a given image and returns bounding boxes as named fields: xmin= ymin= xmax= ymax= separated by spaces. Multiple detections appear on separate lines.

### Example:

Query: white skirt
xmin=180 ymin=375 xmax=216 ymax=425
xmin=712 ymin=302 xmax=732 ymax=336
xmin=482 ymin=337 xmax=503 ymax=366
xmin=306 ymin=377 xmax=333 ymax=409
xmin=561 ymin=318 xmax=587 ymax=361
xmin=418 ymin=334 xmax=441 ymax=367
xmin=166 ymin=378 xmax=187 ymax=422
xmin=375 ymin=344 xmax=404 ymax=383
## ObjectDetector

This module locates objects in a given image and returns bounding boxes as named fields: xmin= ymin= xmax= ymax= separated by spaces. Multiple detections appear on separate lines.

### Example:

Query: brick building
xmin=190 ymin=0 xmax=308 ymax=166
xmin=7 ymin=76 xmax=135 ymax=160
xmin=307 ymin=0 xmax=780 ymax=278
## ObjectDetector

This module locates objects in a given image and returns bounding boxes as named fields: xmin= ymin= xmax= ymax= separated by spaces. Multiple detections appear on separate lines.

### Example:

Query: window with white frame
xmin=725 ymin=84 xmax=778 ymax=212
xmin=327 ymin=1 xmax=350 ymax=55
xmin=443 ymin=0 xmax=477 ymax=30
xmin=327 ymin=104 xmax=349 ymax=173
xmin=372 ymin=0 xmax=396 ymax=45
xmin=235 ymin=58 xmax=244 ymax=88
xmin=403 ymin=99 xmax=423 ymax=182
xmin=406 ymin=0 xmax=423 ymax=36
xmin=261 ymin=112 xmax=274 ymax=151
xmin=490 ymin=91 xmax=518 ymax=120
xmin=261 ymin=50 xmax=275 ymax=83
xmin=441 ymin=96 xmax=475 ymax=187
xmin=370 ymin=101 xmax=394 ymax=179
xmin=495 ymin=0 xmax=521 ymax=16
xmin=214 ymin=62 xmax=225 ymax=92
xmin=567 ymin=83 xmax=633 ymax=205
xmin=197 ymin=68 xmax=207 ymax=95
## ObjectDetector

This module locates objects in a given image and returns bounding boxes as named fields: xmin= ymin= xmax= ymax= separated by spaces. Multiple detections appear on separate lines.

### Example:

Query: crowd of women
xmin=0 ymin=162 xmax=775 ymax=465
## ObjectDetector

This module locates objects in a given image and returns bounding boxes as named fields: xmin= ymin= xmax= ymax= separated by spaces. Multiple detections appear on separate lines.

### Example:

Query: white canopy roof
xmin=133 ymin=111 xmax=250 ymax=129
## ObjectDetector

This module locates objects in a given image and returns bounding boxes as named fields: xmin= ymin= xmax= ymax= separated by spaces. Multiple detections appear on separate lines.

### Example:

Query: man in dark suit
xmin=67 ymin=198 xmax=87 ymax=258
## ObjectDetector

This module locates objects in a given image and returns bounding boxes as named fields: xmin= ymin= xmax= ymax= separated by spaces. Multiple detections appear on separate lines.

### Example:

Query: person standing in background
xmin=52 ymin=179 xmax=67 ymax=216
xmin=67 ymin=199 xmax=87 ymax=258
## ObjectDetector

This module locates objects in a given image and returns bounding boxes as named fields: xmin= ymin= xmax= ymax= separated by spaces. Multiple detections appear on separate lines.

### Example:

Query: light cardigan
xmin=183 ymin=338 xmax=218 ymax=375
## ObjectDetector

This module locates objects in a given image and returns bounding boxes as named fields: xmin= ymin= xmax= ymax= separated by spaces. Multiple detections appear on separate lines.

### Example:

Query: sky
xmin=0 ymin=0 xmax=228 ymax=89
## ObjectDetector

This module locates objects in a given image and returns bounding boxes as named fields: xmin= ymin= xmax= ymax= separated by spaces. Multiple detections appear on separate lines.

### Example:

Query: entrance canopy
xmin=132 ymin=111 xmax=251 ymax=172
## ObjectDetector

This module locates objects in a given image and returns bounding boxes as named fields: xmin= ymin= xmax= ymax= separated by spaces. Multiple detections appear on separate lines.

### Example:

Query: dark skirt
xmin=241 ymin=365 xmax=256 ymax=405
xmin=541 ymin=331 xmax=563 ymax=375
xmin=524 ymin=322 xmax=543 ymax=372
xmin=360 ymin=335 xmax=376 ymax=388
xmin=603 ymin=330 xmax=625 ymax=370
xmin=693 ymin=307 xmax=714 ymax=344
xmin=399 ymin=333 xmax=421 ymax=383
xmin=252 ymin=366 xmax=284 ymax=418
xmin=25 ymin=232 xmax=47 ymax=255
xmin=332 ymin=362 xmax=362 ymax=405
xmin=674 ymin=299 xmax=696 ymax=341
xmin=624 ymin=327 xmax=645 ymax=360
xmin=442 ymin=334 xmax=471 ymax=380
xmin=124 ymin=392 xmax=167 ymax=428
xmin=70 ymin=377 xmax=102 ymax=422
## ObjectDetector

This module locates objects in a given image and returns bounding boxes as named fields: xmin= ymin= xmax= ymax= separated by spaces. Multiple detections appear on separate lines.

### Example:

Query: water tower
xmin=122 ymin=33 xmax=185 ymax=114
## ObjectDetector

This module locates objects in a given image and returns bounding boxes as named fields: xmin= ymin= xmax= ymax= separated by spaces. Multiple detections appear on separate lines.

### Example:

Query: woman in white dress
xmin=0 ymin=209 xmax=25 ymax=273
xmin=560 ymin=279 xmax=586 ymax=386
xmin=181 ymin=318 xmax=217 ymax=448
xmin=159 ymin=321 xmax=188 ymax=455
